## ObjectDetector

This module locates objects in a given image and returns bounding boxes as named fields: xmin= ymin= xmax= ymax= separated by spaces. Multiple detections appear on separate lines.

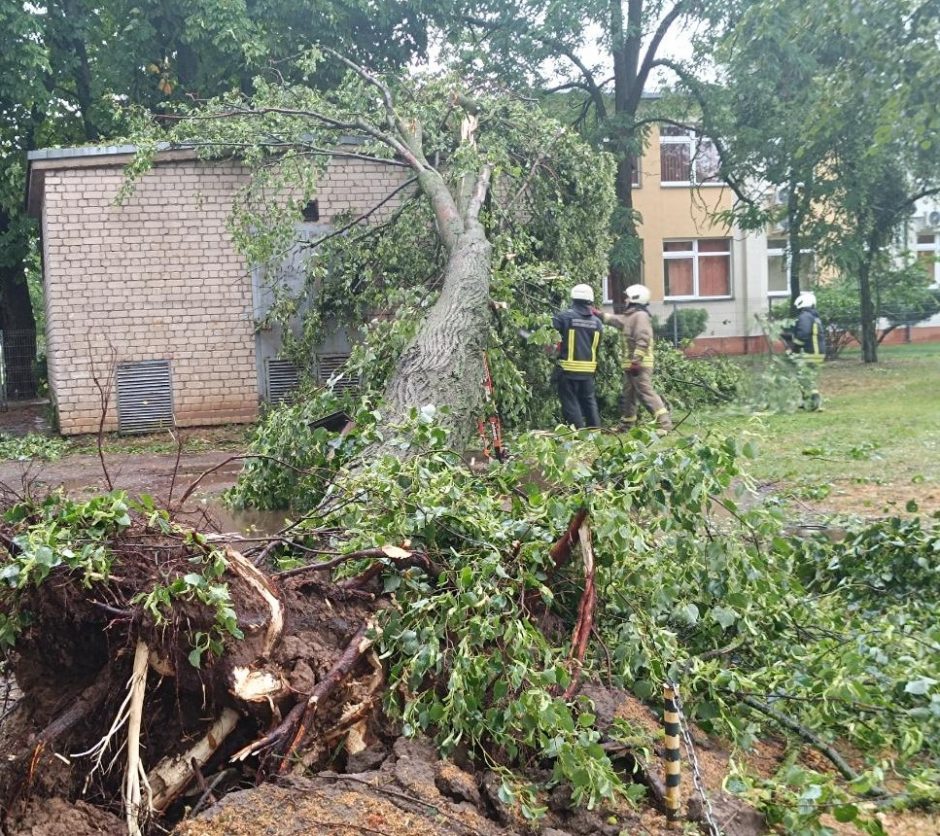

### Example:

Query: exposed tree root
xmin=147 ymin=708 xmax=240 ymax=813
xmin=278 ymin=619 xmax=378 ymax=773
xmin=224 ymin=546 xmax=284 ymax=659
xmin=33 ymin=670 xmax=111 ymax=746
xmin=524 ymin=507 xmax=589 ymax=614
xmin=124 ymin=640 xmax=150 ymax=836
xmin=562 ymin=523 xmax=597 ymax=700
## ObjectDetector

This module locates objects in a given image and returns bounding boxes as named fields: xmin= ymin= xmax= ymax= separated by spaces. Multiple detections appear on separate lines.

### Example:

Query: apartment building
xmin=613 ymin=125 xmax=940 ymax=348
xmin=602 ymin=124 xmax=794 ymax=351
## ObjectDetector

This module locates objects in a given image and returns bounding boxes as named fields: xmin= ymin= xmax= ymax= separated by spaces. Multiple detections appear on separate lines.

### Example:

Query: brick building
xmin=26 ymin=145 xmax=409 ymax=435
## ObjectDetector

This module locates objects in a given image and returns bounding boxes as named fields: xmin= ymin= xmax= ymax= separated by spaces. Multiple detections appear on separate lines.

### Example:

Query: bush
xmin=224 ymin=388 xmax=372 ymax=511
xmin=653 ymin=342 xmax=743 ymax=411
xmin=654 ymin=307 xmax=709 ymax=344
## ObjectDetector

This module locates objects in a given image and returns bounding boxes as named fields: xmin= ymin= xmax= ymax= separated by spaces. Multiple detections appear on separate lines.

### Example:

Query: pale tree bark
xmin=327 ymin=53 xmax=495 ymax=454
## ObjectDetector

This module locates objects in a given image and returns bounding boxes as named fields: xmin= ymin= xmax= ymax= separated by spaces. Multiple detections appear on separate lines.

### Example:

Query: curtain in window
xmin=661 ymin=144 xmax=691 ymax=183
xmin=699 ymin=255 xmax=730 ymax=297
xmin=767 ymin=253 xmax=788 ymax=293
xmin=664 ymin=258 xmax=694 ymax=296
xmin=694 ymin=141 xmax=721 ymax=182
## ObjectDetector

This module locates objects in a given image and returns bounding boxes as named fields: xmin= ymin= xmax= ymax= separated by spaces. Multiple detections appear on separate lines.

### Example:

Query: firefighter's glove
xmin=629 ymin=361 xmax=642 ymax=377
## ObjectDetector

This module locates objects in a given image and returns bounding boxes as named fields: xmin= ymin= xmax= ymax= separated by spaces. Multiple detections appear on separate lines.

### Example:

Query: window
xmin=916 ymin=233 xmax=940 ymax=286
xmin=659 ymin=125 xmax=721 ymax=185
xmin=630 ymin=156 xmax=641 ymax=188
xmin=663 ymin=239 xmax=731 ymax=299
xmin=767 ymin=238 xmax=816 ymax=296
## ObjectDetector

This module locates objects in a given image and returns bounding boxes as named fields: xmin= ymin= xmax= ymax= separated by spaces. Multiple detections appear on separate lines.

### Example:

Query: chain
xmin=670 ymin=681 xmax=722 ymax=836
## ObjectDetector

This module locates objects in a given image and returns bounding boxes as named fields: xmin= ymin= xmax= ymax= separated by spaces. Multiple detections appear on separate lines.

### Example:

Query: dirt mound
xmin=175 ymin=736 xmax=680 ymax=836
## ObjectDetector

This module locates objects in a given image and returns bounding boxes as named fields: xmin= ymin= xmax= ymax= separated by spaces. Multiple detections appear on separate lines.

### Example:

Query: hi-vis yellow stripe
xmin=560 ymin=329 xmax=599 ymax=373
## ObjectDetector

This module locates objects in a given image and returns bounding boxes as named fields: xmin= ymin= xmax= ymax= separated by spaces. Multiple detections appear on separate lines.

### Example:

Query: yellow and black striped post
xmin=663 ymin=682 xmax=682 ymax=824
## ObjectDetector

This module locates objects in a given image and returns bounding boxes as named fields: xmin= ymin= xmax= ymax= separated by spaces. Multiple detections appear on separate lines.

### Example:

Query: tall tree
xmin=455 ymin=0 xmax=735 ymax=309
xmin=151 ymin=51 xmax=615 ymax=451
xmin=0 ymin=3 xmax=48 ymax=396
xmin=705 ymin=0 xmax=940 ymax=362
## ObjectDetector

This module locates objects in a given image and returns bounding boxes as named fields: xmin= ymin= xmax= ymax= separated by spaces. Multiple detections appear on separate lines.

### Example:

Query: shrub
xmin=654 ymin=307 xmax=709 ymax=344
xmin=653 ymin=342 xmax=743 ymax=411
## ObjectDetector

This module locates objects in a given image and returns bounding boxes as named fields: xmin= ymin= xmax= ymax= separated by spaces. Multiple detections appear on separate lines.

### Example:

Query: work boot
xmin=808 ymin=393 xmax=822 ymax=412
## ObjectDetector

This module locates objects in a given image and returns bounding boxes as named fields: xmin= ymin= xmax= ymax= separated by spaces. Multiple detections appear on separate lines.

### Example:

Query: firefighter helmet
xmin=625 ymin=284 xmax=652 ymax=305
xmin=570 ymin=283 xmax=595 ymax=302
xmin=795 ymin=291 xmax=817 ymax=309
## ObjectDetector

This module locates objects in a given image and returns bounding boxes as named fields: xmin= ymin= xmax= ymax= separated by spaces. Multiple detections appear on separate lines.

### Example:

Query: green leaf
xmin=710 ymin=606 xmax=737 ymax=629
xmin=833 ymin=805 xmax=858 ymax=823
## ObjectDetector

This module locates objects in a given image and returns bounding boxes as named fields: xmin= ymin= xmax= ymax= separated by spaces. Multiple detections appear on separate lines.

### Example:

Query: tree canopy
xmin=705 ymin=0 xmax=940 ymax=361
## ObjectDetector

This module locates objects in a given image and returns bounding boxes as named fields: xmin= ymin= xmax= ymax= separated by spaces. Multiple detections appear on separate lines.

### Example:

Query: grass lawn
xmin=687 ymin=342 xmax=940 ymax=516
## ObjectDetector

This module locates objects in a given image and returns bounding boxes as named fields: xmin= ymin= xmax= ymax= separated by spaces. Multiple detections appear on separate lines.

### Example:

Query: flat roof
xmin=26 ymin=142 xmax=172 ymax=163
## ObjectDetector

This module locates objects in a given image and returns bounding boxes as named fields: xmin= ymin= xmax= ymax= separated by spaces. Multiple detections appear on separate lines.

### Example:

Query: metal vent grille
xmin=115 ymin=360 xmax=174 ymax=434
xmin=318 ymin=354 xmax=360 ymax=392
xmin=265 ymin=358 xmax=300 ymax=403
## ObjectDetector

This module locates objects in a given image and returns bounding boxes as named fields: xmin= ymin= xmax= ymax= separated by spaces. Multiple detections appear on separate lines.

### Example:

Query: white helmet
xmin=794 ymin=291 xmax=816 ymax=309
xmin=625 ymin=284 xmax=651 ymax=305
xmin=570 ymin=283 xmax=595 ymax=302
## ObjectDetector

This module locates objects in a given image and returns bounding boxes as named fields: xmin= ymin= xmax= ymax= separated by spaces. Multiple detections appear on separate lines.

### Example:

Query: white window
xmin=659 ymin=126 xmax=721 ymax=186
xmin=663 ymin=239 xmax=732 ymax=299
xmin=767 ymin=238 xmax=816 ymax=296
xmin=916 ymin=233 xmax=940 ymax=287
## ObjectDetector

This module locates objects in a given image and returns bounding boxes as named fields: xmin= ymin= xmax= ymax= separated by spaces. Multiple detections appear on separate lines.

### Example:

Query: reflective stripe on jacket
xmin=601 ymin=305 xmax=655 ymax=369
xmin=792 ymin=308 xmax=826 ymax=364
xmin=553 ymin=303 xmax=603 ymax=375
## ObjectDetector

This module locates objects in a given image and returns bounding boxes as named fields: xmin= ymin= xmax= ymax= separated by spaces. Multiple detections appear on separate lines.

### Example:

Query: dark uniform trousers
xmin=558 ymin=374 xmax=601 ymax=429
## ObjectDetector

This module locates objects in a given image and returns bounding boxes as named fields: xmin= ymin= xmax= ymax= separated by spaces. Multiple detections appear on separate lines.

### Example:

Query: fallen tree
xmin=126 ymin=48 xmax=621 ymax=450
xmin=2 ymin=425 xmax=939 ymax=834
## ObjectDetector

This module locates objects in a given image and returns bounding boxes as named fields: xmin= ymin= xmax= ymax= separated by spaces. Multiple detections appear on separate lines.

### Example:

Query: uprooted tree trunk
xmin=330 ymin=55 xmax=495 ymax=454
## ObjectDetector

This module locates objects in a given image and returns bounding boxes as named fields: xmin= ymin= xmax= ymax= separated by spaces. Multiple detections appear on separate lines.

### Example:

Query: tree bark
xmin=858 ymin=258 xmax=878 ymax=363
xmin=377 ymin=222 xmax=492 ymax=453
xmin=607 ymin=0 xmax=644 ymax=312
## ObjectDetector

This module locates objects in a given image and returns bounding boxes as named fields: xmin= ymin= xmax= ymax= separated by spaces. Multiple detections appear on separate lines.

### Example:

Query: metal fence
xmin=0 ymin=330 xmax=38 ymax=406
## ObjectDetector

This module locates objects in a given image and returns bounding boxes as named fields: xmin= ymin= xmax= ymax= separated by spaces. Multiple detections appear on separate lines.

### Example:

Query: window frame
xmin=766 ymin=238 xmax=816 ymax=297
xmin=915 ymin=232 xmax=940 ymax=287
xmin=663 ymin=237 xmax=733 ymax=301
xmin=659 ymin=126 xmax=722 ymax=187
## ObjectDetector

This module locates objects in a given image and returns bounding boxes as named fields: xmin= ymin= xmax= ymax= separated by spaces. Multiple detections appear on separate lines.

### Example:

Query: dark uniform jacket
xmin=793 ymin=308 xmax=826 ymax=363
xmin=552 ymin=302 xmax=604 ymax=378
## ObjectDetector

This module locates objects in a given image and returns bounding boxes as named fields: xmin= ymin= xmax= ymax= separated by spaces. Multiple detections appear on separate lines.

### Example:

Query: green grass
xmin=688 ymin=342 xmax=940 ymax=512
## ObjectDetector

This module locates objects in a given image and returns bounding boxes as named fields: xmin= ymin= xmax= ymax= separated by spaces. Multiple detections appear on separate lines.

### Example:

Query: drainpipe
xmin=741 ymin=232 xmax=750 ymax=355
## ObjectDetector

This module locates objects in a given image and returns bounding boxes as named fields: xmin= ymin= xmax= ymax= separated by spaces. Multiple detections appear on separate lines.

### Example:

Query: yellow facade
xmin=632 ymin=125 xmax=735 ymax=301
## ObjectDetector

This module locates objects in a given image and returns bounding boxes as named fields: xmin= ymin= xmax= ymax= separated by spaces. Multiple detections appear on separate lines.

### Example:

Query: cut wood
xmin=224 ymin=546 xmax=283 ymax=658
xmin=147 ymin=707 xmax=240 ymax=813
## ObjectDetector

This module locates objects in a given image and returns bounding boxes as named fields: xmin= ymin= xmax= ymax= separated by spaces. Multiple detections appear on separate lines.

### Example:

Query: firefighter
xmin=596 ymin=284 xmax=672 ymax=432
xmin=787 ymin=291 xmax=826 ymax=411
xmin=552 ymin=284 xmax=604 ymax=428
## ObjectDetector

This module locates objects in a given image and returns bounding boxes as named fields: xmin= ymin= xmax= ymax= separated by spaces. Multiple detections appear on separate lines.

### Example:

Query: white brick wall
xmin=40 ymin=153 xmax=412 ymax=435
